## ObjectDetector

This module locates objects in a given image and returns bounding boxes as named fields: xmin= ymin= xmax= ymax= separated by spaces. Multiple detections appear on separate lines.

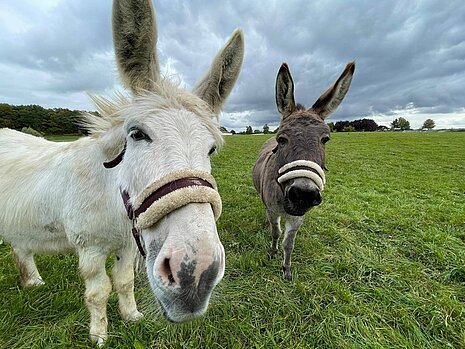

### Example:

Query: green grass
xmin=44 ymin=134 xmax=83 ymax=142
xmin=1 ymin=132 xmax=464 ymax=348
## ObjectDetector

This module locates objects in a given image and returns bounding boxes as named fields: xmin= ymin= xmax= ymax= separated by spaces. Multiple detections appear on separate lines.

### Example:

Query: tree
xmin=334 ymin=121 xmax=350 ymax=132
xmin=391 ymin=118 xmax=400 ymax=129
xmin=263 ymin=124 xmax=269 ymax=134
xmin=398 ymin=117 xmax=410 ymax=130
xmin=0 ymin=103 xmax=84 ymax=134
xmin=391 ymin=117 xmax=410 ymax=130
xmin=230 ymin=130 xmax=236 ymax=135
xmin=327 ymin=122 xmax=335 ymax=132
xmin=21 ymin=126 xmax=43 ymax=137
xmin=342 ymin=125 xmax=355 ymax=132
xmin=422 ymin=119 xmax=435 ymax=130
xmin=0 ymin=104 xmax=17 ymax=129
xmin=333 ymin=119 xmax=377 ymax=132
xmin=245 ymin=126 xmax=253 ymax=134
xmin=351 ymin=118 xmax=378 ymax=132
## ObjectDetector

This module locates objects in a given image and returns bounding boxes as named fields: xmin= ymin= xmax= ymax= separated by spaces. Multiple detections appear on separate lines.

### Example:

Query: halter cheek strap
xmin=277 ymin=160 xmax=326 ymax=191
xmin=103 ymin=142 xmax=127 ymax=169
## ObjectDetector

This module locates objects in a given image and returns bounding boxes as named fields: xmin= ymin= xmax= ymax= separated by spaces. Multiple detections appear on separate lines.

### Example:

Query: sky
xmin=1 ymin=0 xmax=464 ymax=131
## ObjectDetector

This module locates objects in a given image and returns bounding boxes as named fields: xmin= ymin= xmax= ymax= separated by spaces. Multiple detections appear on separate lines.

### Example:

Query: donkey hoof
xmin=96 ymin=337 xmax=106 ymax=348
xmin=282 ymin=267 xmax=293 ymax=281
xmin=23 ymin=277 xmax=45 ymax=288
xmin=91 ymin=334 xmax=107 ymax=347
xmin=124 ymin=310 xmax=144 ymax=322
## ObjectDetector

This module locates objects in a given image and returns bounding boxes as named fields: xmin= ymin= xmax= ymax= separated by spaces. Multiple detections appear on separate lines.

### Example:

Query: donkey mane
xmin=0 ymin=0 xmax=244 ymax=343
xmin=80 ymin=78 xmax=224 ymax=148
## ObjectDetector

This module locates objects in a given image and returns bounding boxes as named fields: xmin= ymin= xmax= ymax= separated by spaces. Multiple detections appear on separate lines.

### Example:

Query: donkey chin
xmin=149 ymin=254 xmax=223 ymax=323
xmin=282 ymin=177 xmax=323 ymax=216
xmin=152 ymin=259 xmax=222 ymax=323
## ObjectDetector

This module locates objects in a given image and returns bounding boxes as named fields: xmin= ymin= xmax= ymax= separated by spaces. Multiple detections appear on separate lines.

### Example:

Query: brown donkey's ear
xmin=275 ymin=63 xmax=296 ymax=119
xmin=312 ymin=61 xmax=355 ymax=119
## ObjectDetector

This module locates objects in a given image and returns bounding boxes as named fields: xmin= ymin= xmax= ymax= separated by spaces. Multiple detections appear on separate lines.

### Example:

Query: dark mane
xmin=295 ymin=103 xmax=306 ymax=110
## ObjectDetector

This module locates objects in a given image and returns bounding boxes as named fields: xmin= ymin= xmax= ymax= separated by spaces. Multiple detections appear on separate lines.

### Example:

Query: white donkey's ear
xmin=192 ymin=29 xmax=244 ymax=115
xmin=275 ymin=63 xmax=296 ymax=119
xmin=112 ymin=0 xmax=160 ymax=93
xmin=311 ymin=61 xmax=355 ymax=119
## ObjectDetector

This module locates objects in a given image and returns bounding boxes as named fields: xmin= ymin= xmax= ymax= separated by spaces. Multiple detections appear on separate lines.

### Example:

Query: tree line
xmin=1 ymin=102 xmax=438 ymax=136
xmin=0 ymin=103 xmax=87 ymax=135
xmin=235 ymin=116 xmax=437 ymax=135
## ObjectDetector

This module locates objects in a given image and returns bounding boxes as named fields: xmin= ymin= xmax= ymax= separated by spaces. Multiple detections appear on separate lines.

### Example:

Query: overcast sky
xmin=1 ymin=0 xmax=464 ymax=131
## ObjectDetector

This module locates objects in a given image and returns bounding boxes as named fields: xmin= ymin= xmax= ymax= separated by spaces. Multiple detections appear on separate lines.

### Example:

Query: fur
xmin=253 ymin=61 xmax=355 ymax=281
xmin=0 ymin=0 xmax=244 ymax=345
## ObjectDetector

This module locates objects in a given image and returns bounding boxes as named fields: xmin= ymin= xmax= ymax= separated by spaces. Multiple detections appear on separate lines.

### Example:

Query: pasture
xmin=0 ymin=132 xmax=464 ymax=348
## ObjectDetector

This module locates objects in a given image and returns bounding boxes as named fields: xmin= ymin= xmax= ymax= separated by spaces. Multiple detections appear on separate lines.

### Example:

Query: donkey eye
xmin=277 ymin=136 xmax=288 ymax=146
xmin=321 ymin=136 xmax=330 ymax=144
xmin=208 ymin=146 xmax=217 ymax=156
xmin=129 ymin=128 xmax=151 ymax=142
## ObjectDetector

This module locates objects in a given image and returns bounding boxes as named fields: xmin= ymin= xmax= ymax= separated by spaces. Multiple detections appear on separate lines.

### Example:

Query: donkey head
xmin=109 ymin=0 xmax=244 ymax=322
xmin=273 ymin=62 xmax=355 ymax=216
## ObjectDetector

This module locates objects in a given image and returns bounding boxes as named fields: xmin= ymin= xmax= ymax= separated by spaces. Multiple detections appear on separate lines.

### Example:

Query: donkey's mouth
xmin=157 ymin=296 xmax=207 ymax=323
xmin=283 ymin=182 xmax=322 ymax=216
xmin=283 ymin=197 xmax=312 ymax=216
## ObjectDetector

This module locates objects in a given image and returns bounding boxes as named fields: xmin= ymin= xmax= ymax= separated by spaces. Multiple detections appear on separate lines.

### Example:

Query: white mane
xmin=81 ymin=78 xmax=224 ymax=149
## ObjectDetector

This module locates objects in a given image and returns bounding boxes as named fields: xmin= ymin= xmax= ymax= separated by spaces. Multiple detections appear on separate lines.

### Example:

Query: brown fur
xmin=253 ymin=61 xmax=355 ymax=280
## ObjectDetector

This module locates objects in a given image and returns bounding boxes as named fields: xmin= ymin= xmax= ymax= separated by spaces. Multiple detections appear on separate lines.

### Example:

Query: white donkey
xmin=0 ymin=0 xmax=244 ymax=345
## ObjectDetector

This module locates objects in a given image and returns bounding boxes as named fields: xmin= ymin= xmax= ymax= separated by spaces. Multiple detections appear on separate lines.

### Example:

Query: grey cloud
xmin=0 ymin=0 xmax=464 ymax=130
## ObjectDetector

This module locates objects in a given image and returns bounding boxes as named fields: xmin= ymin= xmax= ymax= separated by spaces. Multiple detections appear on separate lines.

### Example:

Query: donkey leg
xmin=267 ymin=211 xmax=281 ymax=259
xmin=282 ymin=216 xmax=303 ymax=281
xmin=78 ymin=248 xmax=112 ymax=346
xmin=113 ymin=246 xmax=143 ymax=321
xmin=12 ymin=248 xmax=45 ymax=287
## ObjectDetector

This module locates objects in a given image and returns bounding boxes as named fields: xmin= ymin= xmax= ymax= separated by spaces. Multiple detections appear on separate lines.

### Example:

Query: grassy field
xmin=0 ymin=132 xmax=464 ymax=348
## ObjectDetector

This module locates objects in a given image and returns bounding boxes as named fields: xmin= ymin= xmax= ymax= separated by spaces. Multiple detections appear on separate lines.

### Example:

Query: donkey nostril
xmin=313 ymin=192 xmax=322 ymax=206
xmin=161 ymin=258 xmax=175 ymax=285
xmin=288 ymin=186 xmax=302 ymax=202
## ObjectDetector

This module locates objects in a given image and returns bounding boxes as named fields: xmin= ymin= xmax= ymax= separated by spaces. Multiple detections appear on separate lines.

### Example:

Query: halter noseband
xmin=277 ymin=160 xmax=326 ymax=191
xmin=121 ymin=170 xmax=222 ymax=257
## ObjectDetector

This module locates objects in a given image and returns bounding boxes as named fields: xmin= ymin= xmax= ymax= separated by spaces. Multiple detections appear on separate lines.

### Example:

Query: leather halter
xmin=277 ymin=160 xmax=326 ymax=191
xmin=103 ymin=145 xmax=220 ymax=257
xmin=120 ymin=190 xmax=146 ymax=257
xmin=120 ymin=177 xmax=215 ymax=257
xmin=103 ymin=142 xmax=126 ymax=169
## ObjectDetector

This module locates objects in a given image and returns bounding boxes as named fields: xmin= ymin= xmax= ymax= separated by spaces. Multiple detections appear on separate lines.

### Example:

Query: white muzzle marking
xmin=277 ymin=160 xmax=326 ymax=191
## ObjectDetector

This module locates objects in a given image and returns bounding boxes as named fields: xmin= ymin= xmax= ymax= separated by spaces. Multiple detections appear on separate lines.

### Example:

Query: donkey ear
xmin=192 ymin=29 xmax=244 ymax=115
xmin=311 ymin=61 xmax=355 ymax=119
xmin=112 ymin=0 xmax=160 ymax=94
xmin=275 ymin=63 xmax=296 ymax=119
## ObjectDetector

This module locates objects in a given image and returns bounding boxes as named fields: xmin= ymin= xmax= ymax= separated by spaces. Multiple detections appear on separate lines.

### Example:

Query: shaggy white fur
xmin=0 ymin=0 xmax=244 ymax=345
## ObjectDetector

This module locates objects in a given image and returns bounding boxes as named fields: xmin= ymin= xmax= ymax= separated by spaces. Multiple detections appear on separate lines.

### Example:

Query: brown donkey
xmin=253 ymin=62 xmax=355 ymax=280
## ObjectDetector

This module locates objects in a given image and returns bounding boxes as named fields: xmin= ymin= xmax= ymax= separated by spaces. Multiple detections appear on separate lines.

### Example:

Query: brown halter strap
xmin=103 ymin=142 xmax=127 ymax=169
xmin=120 ymin=177 xmax=215 ymax=257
